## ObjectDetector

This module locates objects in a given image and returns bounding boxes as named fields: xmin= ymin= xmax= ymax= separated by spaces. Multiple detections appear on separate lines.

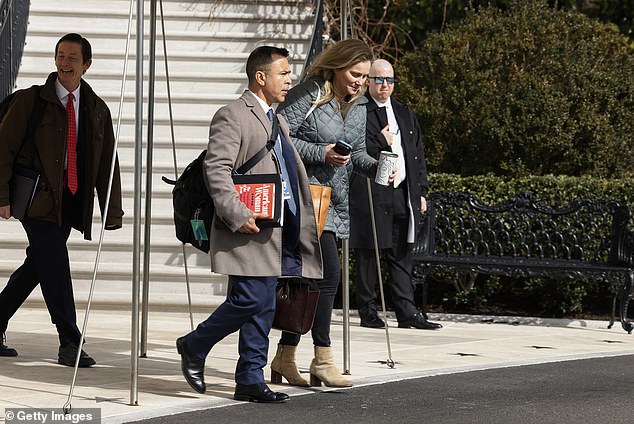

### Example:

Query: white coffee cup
xmin=375 ymin=151 xmax=398 ymax=186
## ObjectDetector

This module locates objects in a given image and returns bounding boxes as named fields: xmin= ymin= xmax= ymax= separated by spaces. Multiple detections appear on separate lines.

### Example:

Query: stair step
xmin=28 ymin=10 xmax=313 ymax=34
xmin=23 ymin=27 xmax=312 ymax=50
xmin=29 ymin=0 xmax=314 ymax=14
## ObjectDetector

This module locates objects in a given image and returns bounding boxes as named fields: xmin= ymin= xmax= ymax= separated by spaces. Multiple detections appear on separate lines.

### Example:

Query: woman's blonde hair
xmin=302 ymin=39 xmax=374 ymax=108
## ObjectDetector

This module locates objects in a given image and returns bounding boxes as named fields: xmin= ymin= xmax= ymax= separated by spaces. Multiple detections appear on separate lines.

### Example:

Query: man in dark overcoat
xmin=349 ymin=59 xmax=441 ymax=330
xmin=0 ymin=33 xmax=123 ymax=365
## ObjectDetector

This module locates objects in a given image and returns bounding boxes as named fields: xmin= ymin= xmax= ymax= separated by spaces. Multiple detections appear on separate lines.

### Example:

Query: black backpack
xmin=0 ymin=85 xmax=46 ymax=142
xmin=162 ymin=150 xmax=213 ymax=253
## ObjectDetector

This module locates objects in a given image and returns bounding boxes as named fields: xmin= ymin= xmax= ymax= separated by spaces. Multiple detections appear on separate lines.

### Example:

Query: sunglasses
xmin=369 ymin=76 xmax=395 ymax=85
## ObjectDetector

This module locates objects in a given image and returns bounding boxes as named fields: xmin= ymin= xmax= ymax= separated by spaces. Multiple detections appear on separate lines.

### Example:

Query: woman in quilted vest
xmin=273 ymin=39 xmax=378 ymax=388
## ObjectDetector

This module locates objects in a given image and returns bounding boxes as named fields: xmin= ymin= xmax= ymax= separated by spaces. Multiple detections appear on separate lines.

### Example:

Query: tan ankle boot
xmin=270 ymin=344 xmax=309 ymax=387
xmin=309 ymin=346 xmax=353 ymax=387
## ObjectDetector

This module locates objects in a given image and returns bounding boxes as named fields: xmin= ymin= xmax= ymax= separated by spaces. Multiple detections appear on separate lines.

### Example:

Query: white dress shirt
xmin=373 ymin=98 xmax=406 ymax=188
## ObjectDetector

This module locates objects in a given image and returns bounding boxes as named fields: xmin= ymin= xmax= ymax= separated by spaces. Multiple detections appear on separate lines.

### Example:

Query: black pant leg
xmin=385 ymin=217 xmax=417 ymax=322
xmin=354 ymin=248 xmax=379 ymax=317
xmin=21 ymin=219 xmax=81 ymax=347
xmin=0 ymin=246 xmax=39 ymax=333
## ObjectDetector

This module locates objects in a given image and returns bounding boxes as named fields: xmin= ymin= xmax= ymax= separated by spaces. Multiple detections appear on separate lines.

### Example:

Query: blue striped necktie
xmin=267 ymin=109 xmax=297 ymax=215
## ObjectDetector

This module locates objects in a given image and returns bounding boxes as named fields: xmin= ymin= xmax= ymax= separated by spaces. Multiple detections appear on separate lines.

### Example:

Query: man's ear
xmin=82 ymin=59 xmax=92 ymax=74
xmin=254 ymin=70 xmax=266 ymax=87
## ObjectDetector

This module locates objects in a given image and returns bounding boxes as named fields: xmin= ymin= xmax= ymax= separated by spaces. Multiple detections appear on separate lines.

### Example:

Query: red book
xmin=235 ymin=181 xmax=276 ymax=220
xmin=231 ymin=173 xmax=283 ymax=227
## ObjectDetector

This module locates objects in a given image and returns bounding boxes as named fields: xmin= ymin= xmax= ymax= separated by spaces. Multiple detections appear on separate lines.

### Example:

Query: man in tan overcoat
xmin=175 ymin=46 xmax=323 ymax=403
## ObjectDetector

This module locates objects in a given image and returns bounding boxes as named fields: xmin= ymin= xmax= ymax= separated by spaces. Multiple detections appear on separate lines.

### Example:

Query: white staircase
xmin=2 ymin=0 xmax=316 ymax=310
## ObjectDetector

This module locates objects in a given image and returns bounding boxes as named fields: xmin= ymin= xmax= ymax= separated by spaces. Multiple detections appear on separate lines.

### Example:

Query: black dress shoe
xmin=234 ymin=383 xmax=289 ymax=403
xmin=58 ymin=344 xmax=96 ymax=367
xmin=398 ymin=313 xmax=443 ymax=330
xmin=360 ymin=314 xmax=385 ymax=328
xmin=1 ymin=333 xmax=17 ymax=357
xmin=176 ymin=336 xmax=206 ymax=394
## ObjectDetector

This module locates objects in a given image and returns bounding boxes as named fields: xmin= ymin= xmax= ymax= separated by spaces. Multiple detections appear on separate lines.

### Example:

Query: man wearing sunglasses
xmin=349 ymin=59 xmax=442 ymax=330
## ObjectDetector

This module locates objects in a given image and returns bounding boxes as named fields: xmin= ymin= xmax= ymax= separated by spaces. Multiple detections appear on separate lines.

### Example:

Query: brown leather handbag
xmin=309 ymin=184 xmax=331 ymax=237
xmin=273 ymin=279 xmax=320 ymax=335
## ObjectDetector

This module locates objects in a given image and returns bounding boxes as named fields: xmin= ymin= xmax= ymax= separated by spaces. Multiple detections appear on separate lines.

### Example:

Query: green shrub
xmin=396 ymin=1 xmax=634 ymax=178
xmin=354 ymin=0 xmax=634 ymax=57
xmin=428 ymin=173 xmax=634 ymax=213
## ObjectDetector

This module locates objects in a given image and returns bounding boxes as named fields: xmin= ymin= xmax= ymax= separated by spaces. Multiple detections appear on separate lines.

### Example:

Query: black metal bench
xmin=412 ymin=192 xmax=634 ymax=333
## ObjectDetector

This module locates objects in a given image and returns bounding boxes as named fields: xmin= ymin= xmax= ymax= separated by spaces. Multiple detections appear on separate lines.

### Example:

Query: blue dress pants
xmin=184 ymin=275 xmax=277 ymax=385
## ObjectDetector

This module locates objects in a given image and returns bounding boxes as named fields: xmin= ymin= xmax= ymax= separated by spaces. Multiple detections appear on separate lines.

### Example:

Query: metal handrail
xmin=0 ymin=0 xmax=30 ymax=100
xmin=302 ymin=0 xmax=324 ymax=74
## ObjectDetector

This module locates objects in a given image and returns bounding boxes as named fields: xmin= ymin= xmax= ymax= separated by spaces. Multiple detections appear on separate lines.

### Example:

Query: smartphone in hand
xmin=333 ymin=139 xmax=352 ymax=155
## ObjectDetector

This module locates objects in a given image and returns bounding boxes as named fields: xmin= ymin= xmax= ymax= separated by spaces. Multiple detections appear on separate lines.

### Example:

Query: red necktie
xmin=66 ymin=92 xmax=78 ymax=194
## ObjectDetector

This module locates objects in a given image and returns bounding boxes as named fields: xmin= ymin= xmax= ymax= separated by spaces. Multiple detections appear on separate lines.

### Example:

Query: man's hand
xmin=387 ymin=168 xmax=398 ymax=185
xmin=325 ymin=144 xmax=350 ymax=167
xmin=381 ymin=125 xmax=393 ymax=146
xmin=238 ymin=214 xmax=261 ymax=234
xmin=420 ymin=196 xmax=427 ymax=214
xmin=0 ymin=205 xmax=10 ymax=219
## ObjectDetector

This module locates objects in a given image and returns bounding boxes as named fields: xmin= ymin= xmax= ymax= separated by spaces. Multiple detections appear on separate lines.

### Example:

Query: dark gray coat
xmin=277 ymin=78 xmax=376 ymax=239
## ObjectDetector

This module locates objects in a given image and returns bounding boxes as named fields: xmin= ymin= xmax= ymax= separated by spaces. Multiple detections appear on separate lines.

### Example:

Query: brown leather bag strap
xmin=309 ymin=184 xmax=331 ymax=237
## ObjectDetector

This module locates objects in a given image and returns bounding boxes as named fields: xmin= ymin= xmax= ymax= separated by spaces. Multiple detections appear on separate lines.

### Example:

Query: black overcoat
xmin=349 ymin=93 xmax=428 ymax=249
